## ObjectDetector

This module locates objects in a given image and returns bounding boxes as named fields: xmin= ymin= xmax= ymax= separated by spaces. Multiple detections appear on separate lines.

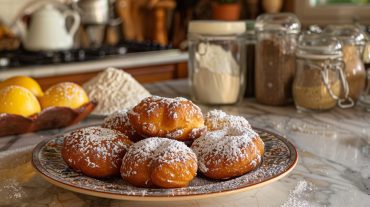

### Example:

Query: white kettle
xmin=16 ymin=3 xmax=80 ymax=51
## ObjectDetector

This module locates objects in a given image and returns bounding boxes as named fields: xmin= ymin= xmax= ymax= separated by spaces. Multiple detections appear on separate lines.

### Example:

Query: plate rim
xmin=31 ymin=127 xmax=299 ymax=201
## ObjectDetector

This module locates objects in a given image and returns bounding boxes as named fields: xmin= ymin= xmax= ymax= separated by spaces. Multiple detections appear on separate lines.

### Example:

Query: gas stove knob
xmin=0 ymin=57 xmax=10 ymax=68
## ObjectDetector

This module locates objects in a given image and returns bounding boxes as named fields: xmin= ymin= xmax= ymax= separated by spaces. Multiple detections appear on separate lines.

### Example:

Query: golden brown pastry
xmin=128 ymin=96 xmax=205 ymax=142
xmin=101 ymin=110 xmax=143 ymax=142
xmin=205 ymin=109 xmax=251 ymax=131
xmin=61 ymin=126 xmax=132 ymax=178
xmin=192 ymin=110 xmax=264 ymax=179
xmin=120 ymin=137 xmax=198 ymax=188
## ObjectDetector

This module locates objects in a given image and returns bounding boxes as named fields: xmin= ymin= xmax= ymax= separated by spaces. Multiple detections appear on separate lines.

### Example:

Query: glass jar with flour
xmin=188 ymin=21 xmax=246 ymax=105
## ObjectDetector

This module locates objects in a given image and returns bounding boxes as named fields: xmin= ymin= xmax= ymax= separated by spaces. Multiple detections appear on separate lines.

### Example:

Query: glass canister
xmin=244 ymin=20 xmax=256 ymax=97
xmin=324 ymin=24 xmax=367 ymax=102
xmin=188 ymin=21 xmax=246 ymax=105
xmin=359 ymin=39 xmax=370 ymax=109
xmin=254 ymin=13 xmax=301 ymax=106
xmin=293 ymin=33 xmax=354 ymax=112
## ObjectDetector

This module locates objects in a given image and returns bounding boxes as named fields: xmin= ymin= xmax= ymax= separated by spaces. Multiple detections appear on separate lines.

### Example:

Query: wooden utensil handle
xmin=153 ymin=8 xmax=167 ymax=45
xmin=116 ymin=0 xmax=135 ymax=40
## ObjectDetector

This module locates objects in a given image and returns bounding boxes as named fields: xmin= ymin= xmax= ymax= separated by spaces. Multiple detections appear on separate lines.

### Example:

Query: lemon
xmin=39 ymin=82 xmax=89 ymax=110
xmin=0 ymin=76 xmax=44 ymax=97
xmin=0 ymin=86 xmax=41 ymax=117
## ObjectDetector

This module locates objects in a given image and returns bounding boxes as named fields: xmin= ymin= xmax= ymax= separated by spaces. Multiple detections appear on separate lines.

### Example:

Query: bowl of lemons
xmin=0 ymin=76 xmax=96 ymax=137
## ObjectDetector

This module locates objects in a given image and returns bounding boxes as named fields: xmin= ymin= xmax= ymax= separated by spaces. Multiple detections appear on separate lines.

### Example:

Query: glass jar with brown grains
xmin=293 ymin=32 xmax=354 ymax=112
xmin=324 ymin=24 xmax=367 ymax=102
xmin=254 ymin=13 xmax=301 ymax=105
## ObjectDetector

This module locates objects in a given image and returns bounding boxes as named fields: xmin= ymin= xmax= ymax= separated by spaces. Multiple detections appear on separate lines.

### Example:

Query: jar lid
xmin=324 ymin=24 xmax=366 ymax=46
xmin=296 ymin=33 xmax=343 ymax=59
xmin=245 ymin=20 xmax=255 ymax=35
xmin=255 ymin=13 xmax=301 ymax=34
xmin=246 ymin=20 xmax=255 ymax=31
xmin=188 ymin=20 xmax=246 ymax=35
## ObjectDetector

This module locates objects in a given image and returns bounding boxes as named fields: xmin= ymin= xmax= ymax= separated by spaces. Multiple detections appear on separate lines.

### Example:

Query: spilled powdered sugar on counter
xmin=83 ymin=68 xmax=151 ymax=116
xmin=281 ymin=180 xmax=318 ymax=207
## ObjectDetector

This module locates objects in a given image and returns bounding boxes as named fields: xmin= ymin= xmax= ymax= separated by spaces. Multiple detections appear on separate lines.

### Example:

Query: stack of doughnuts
xmin=61 ymin=96 xmax=265 ymax=188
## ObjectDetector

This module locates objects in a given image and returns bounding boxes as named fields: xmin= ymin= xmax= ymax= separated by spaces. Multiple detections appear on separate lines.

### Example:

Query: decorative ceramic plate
xmin=32 ymin=128 xmax=298 ymax=201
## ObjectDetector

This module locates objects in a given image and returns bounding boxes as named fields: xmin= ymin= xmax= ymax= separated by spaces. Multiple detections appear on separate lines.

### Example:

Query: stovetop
xmin=0 ymin=41 xmax=173 ymax=69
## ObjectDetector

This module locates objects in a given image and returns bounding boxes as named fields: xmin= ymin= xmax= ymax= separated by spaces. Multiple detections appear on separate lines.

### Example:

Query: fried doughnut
xmin=205 ymin=109 xmax=251 ymax=131
xmin=192 ymin=112 xmax=264 ymax=179
xmin=102 ymin=110 xmax=143 ymax=142
xmin=121 ymin=137 xmax=198 ymax=188
xmin=128 ymin=96 xmax=205 ymax=142
xmin=61 ymin=126 xmax=132 ymax=178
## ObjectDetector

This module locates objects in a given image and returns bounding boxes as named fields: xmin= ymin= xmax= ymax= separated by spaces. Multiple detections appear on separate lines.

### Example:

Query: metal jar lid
xmin=255 ymin=13 xmax=301 ymax=34
xmin=296 ymin=32 xmax=343 ymax=60
xmin=324 ymin=24 xmax=367 ymax=46
xmin=188 ymin=20 xmax=246 ymax=36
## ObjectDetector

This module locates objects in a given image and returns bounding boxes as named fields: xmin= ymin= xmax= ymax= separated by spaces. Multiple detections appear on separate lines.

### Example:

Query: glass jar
xmin=245 ymin=20 xmax=256 ymax=97
xmin=255 ymin=13 xmax=301 ymax=105
xmin=359 ymin=41 xmax=370 ymax=110
xmin=324 ymin=24 xmax=367 ymax=102
xmin=188 ymin=21 xmax=246 ymax=105
xmin=293 ymin=33 xmax=354 ymax=112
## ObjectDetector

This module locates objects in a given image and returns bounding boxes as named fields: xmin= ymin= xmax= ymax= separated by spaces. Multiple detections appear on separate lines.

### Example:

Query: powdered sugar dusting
xmin=166 ymin=129 xmax=184 ymax=138
xmin=205 ymin=109 xmax=251 ymax=131
xmin=63 ymin=126 xmax=130 ymax=168
xmin=102 ymin=110 xmax=132 ymax=129
xmin=122 ymin=137 xmax=197 ymax=177
xmin=137 ymin=96 xmax=203 ymax=120
xmin=193 ymin=110 xmax=263 ymax=173
xmin=192 ymin=126 xmax=260 ymax=173
xmin=64 ymin=126 xmax=121 ymax=144
xmin=0 ymin=178 xmax=24 ymax=199
xmin=129 ymin=96 xmax=204 ymax=140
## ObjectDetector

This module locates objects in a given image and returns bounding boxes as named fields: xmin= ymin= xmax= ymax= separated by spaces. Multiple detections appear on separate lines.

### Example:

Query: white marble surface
xmin=0 ymin=80 xmax=370 ymax=207
xmin=0 ymin=50 xmax=188 ymax=80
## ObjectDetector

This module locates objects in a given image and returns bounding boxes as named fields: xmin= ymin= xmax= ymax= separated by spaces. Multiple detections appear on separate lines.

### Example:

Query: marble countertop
xmin=0 ymin=50 xmax=188 ymax=80
xmin=1 ymin=80 xmax=370 ymax=207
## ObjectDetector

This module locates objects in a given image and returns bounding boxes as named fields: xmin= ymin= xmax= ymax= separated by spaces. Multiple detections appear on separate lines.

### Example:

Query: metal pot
xmin=76 ymin=0 xmax=109 ymax=24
